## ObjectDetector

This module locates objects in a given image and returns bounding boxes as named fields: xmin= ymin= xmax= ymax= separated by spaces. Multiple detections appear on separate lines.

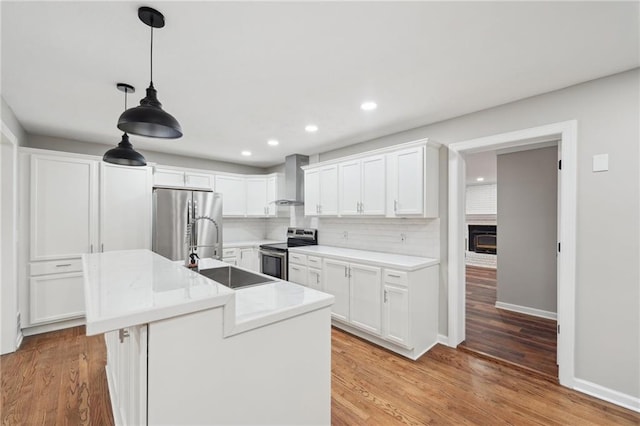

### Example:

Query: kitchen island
xmin=83 ymin=249 xmax=334 ymax=426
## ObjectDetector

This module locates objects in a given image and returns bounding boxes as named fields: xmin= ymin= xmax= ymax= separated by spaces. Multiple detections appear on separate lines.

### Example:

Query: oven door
xmin=259 ymin=249 xmax=287 ymax=280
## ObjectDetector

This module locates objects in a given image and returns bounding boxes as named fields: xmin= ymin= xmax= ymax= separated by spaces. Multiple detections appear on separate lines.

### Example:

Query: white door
xmin=100 ymin=163 xmax=152 ymax=252
xmin=319 ymin=165 xmax=338 ymax=215
xmin=239 ymin=248 xmax=257 ymax=271
xmin=361 ymin=155 xmax=386 ymax=215
xmin=307 ymin=267 xmax=322 ymax=291
xmin=323 ymin=258 xmax=350 ymax=321
xmin=349 ymin=263 xmax=382 ymax=335
xmin=393 ymin=147 xmax=424 ymax=216
xmin=288 ymin=264 xmax=308 ymax=286
xmin=215 ymin=175 xmax=246 ymax=216
xmin=339 ymin=160 xmax=361 ymax=216
xmin=304 ymin=169 xmax=320 ymax=216
xmin=30 ymin=154 xmax=98 ymax=260
xmin=383 ymin=284 xmax=410 ymax=347
xmin=246 ymin=177 xmax=268 ymax=216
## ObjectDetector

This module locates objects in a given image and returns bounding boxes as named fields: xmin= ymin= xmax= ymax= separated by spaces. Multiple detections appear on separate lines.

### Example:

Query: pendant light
xmin=117 ymin=6 xmax=182 ymax=139
xmin=104 ymin=83 xmax=147 ymax=166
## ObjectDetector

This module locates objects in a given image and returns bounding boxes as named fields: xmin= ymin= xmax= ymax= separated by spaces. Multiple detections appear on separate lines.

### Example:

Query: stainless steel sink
xmin=197 ymin=265 xmax=276 ymax=289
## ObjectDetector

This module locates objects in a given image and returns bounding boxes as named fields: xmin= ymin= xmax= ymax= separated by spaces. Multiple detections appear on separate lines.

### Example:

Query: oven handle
xmin=258 ymin=249 xmax=287 ymax=260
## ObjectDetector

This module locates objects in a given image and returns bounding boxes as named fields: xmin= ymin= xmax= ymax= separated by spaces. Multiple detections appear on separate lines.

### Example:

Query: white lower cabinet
xmin=291 ymin=249 xmax=439 ymax=359
xmin=29 ymin=271 xmax=84 ymax=324
xmin=349 ymin=264 xmax=382 ymax=335
xmin=238 ymin=247 xmax=259 ymax=272
xmin=105 ymin=325 xmax=148 ymax=426
xmin=288 ymin=252 xmax=308 ymax=285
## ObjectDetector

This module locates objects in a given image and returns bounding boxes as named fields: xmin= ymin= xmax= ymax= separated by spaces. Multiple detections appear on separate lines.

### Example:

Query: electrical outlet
xmin=400 ymin=233 xmax=407 ymax=242
xmin=343 ymin=231 xmax=348 ymax=240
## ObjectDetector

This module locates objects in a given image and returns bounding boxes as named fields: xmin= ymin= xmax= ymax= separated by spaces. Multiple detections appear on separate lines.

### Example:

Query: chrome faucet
xmin=185 ymin=198 xmax=221 ymax=266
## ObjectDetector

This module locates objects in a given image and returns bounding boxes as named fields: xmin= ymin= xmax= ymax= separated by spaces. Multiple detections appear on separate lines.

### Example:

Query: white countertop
xmin=223 ymin=240 xmax=281 ymax=248
xmin=83 ymin=249 xmax=333 ymax=336
xmin=288 ymin=245 xmax=439 ymax=271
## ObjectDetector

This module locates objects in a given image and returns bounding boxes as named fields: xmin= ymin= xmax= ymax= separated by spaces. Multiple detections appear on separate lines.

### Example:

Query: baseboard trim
xmin=437 ymin=333 xmax=451 ymax=346
xmin=15 ymin=331 xmax=23 ymax=350
xmin=495 ymin=301 xmax=557 ymax=320
xmin=22 ymin=317 xmax=85 ymax=336
xmin=573 ymin=378 xmax=640 ymax=413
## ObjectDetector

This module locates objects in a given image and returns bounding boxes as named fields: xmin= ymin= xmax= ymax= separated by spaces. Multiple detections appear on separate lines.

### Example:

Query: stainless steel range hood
xmin=272 ymin=154 xmax=309 ymax=206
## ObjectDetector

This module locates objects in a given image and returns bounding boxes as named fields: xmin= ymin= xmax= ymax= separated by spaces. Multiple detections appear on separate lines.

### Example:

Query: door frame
xmin=447 ymin=120 xmax=577 ymax=388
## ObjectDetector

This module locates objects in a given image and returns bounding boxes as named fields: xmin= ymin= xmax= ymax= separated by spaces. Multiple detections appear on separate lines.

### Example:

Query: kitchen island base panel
xmin=147 ymin=306 xmax=332 ymax=425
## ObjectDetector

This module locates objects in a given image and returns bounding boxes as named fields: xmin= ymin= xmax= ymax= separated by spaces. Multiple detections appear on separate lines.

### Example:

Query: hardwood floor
xmin=461 ymin=265 xmax=559 ymax=379
xmin=3 ymin=326 xmax=639 ymax=425
xmin=1 ymin=326 xmax=113 ymax=425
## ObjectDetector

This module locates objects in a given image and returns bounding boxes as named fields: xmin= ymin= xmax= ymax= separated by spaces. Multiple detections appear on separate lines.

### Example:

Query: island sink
xmin=197 ymin=265 xmax=277 ymax=289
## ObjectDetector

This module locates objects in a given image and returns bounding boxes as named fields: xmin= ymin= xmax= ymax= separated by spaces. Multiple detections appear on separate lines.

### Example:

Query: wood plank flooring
xmin=461 ymin=265 xmax=559 ymax=379
xmin=3 ymin=325 xmax=639 ymax=425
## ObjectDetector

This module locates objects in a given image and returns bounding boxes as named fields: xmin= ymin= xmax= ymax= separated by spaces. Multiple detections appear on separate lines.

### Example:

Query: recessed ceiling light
xmin=267 ymin=139 xmax=279 ymax=146
xmin=476 ymin=177 xmax=484 ymax=182
xmin=360 ymin=101 xmax=377 ymax=111
xmin=241 ymin=150 xmax=252 ymax=156
xmin=305 ymin=124 xmax=318 ymax=133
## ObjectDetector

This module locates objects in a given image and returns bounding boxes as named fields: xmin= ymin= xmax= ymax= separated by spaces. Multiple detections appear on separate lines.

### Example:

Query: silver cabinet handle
xmin=316 ymin=273 xmax=320 ymax=284
xmin=394 ymin=200 xmax=398 ymax=212
xmin=344 ymin=266 xmax=347 ymax=277
xmin=56 ymin=263 xmax=72 ymax=267
xmin=384 ymin=290 xmax=388 ymax=303
xmin=387 ymin=274 xmax=401 ymax=278
xmin=101 ymin=243 xmax=104 ymax=253
xmin=90 ymin=244 xmax=93 ymax=253
xmin=118 ymin=328 xmax=130 ymax=343
xmin=291 ymin=266 xmax=299 ymax=271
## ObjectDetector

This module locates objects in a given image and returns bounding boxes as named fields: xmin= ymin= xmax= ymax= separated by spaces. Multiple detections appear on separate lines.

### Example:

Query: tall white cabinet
xmin=20 ymin=150 xmax=152 ymax=333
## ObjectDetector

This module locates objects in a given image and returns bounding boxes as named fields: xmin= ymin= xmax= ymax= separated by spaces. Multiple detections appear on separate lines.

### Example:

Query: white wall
xmin=496 ymin=146 xmax=558 ymax=314
xmin=25 ymin=134 xmax=266 ymax=174
xmin=319 ymin=69 xmax=640 ymax=400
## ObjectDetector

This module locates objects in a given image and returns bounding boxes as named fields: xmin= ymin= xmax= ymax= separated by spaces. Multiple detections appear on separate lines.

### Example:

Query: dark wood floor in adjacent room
xmin=3 ymin=326 xmax=639 ymax=425
xmin=460 ymin=265 xmax=559 ymax=380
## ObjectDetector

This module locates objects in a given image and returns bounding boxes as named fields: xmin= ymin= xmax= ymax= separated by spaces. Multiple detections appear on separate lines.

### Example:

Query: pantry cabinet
xmin=20 ymin=150 xmax=152 ymax=332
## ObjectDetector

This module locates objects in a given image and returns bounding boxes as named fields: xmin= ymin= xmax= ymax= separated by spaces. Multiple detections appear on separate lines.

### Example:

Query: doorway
xmin=448 ymin=120 xmax=578 ymax=388
xmin=460 ymin=146 xmax=559 ymax=379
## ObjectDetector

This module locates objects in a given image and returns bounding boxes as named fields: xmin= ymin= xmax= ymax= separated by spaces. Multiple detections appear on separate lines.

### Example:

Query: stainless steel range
xmin=259 ymin=227 xmax=318 ymax=280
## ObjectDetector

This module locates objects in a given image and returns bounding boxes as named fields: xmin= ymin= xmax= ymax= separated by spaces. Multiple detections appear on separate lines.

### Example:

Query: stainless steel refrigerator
xmin=152 ymin=188 xmax=223 ymax=261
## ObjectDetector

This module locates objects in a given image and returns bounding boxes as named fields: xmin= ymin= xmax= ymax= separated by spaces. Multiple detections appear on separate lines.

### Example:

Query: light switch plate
xmin=592 ymin=154 xmax=608 ymax=172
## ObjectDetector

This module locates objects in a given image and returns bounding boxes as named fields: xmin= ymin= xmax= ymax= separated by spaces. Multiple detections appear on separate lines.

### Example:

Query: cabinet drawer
xmin=383 ymin=269 xmax=408 ymax=286
xmin=289 ymin=252 xmax=307 ymax=266
xmin=307 ymin=255 xmax=322 ymax=268
xmin=222 ymin=248 xmax=238 ymax=258
xmin=30 ymin=259 xmax=83 ymax=276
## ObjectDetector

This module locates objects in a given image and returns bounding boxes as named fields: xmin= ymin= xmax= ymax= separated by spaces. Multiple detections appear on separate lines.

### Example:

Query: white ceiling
xmin=2 ymin=1 xmax=638 ymax=168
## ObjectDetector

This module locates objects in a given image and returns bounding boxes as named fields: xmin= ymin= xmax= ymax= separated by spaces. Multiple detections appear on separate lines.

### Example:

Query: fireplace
xmin=468 ymin=225 xmax=497 ymax=254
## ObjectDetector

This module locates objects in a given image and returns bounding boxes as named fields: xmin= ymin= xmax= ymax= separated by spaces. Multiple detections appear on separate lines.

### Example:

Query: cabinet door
xmin=215 ymin=175 xmax=246 ymax=216
xmin=361 ymin=155 xmax=386 ymax=215
xmin=100 ymin=163 xmax=152 ymax=252
xmin=246 ymin=177 xmax=268 ymax=216
xmin=319 ymin=165 xmax=338 ymax=215
xmin=383 ymin=284 xmax=411 ymax=347
xmin=154 ymin=168 xmax=185 ymax=187
xmin=266 ymin=176 xmax=278 ymax=216
xmin=29 ymin=272 xmax=84 ymax=324
xmin=392 ymin=147 xmax=424 ymax=216
xmin=288 ymin=264 xmax=308 ymax=286
xmin=349 ymin=263 xmax=382 ymax=335
xmin=30 ymin=154 xmax=98 ymax=260
xmin=185 ymin=172 xmax=214 ymax=190
xmin=323 ymin=258 xmax=350 ymax=321
xmin=239 ymin=248 xmax=257 ymax=271
xmin=338 ymin=160 xmax=361 ymax=216
xmin=307 ymin=267 xmax=322 ymax=291
xmin=304 ymin=169 xmax=320 ymax=216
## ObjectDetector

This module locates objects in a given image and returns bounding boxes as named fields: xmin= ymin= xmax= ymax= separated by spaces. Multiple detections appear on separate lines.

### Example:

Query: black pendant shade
xmin=117 ymin=6 xmax=182 ymax=139
xmin=117 ymin=83 xmax=182 ymax=138
xmin=103 ymin=133 xmax=147 ymax=166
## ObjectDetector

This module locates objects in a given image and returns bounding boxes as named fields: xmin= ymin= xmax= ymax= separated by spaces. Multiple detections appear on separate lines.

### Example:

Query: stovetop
xmin=260 ymin=227 xmax=318 ymax=252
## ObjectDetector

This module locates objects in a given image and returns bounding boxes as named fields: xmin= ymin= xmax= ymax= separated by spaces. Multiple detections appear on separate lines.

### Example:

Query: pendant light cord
xmin=150 ymin=23 xmax=154 ymax=85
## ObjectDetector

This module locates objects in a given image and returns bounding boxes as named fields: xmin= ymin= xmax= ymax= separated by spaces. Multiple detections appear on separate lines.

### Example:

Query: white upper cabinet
xmin=305 ymin=139 xmax=438 ymax=218
xmin=246 ymin=177 xmax=268 ymax=216
xmin=154 ymin=167 xmax=214 ymax=190
xmin=30 ymin=154 xmax=98 ymax=261
xmin=100 ymin=163 xmax=153 ymax=252
xmin=215 ymin=175 xmax=246 ymax=217
xmin=339 ymin=155 xmax=385 ymax=216
xmin=266 ymin=176 xmax=278 ymax=216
